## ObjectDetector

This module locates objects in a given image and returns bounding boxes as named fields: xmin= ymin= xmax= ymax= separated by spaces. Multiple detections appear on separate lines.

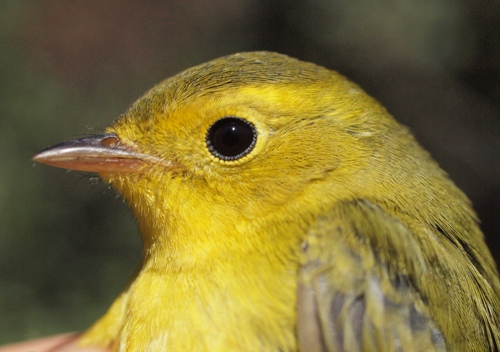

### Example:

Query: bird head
xmin=33 ymin=52 xmax=405 ymax=263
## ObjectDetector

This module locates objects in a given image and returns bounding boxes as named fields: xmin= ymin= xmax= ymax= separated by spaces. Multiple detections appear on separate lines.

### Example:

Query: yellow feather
xmin=34 ymin=52 xmax=500 ymax=351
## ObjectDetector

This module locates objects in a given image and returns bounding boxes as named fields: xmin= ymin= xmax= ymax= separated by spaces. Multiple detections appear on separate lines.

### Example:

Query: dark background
xmin=1 ymin=0 xmax=499 ymax=344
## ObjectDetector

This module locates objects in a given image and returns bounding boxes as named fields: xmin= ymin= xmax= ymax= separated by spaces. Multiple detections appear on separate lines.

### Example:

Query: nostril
xmin=101 ymin=135 xmax=120 ymax=148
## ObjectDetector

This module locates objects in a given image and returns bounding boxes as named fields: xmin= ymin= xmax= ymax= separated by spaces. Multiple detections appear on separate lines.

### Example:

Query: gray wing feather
xmin=297 ymin=200 xmax=447 ymax=352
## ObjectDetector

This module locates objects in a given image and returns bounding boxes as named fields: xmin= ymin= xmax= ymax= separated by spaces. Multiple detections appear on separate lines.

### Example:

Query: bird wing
xmin=297 ymin=199 xmax=447 ymax=352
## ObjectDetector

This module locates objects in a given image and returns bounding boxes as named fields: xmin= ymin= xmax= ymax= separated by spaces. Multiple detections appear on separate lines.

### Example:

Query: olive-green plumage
xmin=34 ymin=52 xmax=500 ymax=351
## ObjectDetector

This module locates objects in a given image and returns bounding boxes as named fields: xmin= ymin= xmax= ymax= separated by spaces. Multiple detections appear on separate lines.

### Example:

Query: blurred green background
xmin=1 ymin=0 xmax=499 ymax=344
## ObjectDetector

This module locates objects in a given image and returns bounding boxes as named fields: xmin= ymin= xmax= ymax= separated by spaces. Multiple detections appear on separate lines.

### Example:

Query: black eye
xmin=206 ymin=117 xmax=257 ymax=160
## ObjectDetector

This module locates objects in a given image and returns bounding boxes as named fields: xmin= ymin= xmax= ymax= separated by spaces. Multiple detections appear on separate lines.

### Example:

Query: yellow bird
xmin=34 ymin=52 xmax=500 ymax=351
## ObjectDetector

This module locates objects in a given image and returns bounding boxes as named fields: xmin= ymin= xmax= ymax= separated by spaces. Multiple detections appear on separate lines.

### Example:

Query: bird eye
xmin=206 ymin=117 xmax=257 ymax=161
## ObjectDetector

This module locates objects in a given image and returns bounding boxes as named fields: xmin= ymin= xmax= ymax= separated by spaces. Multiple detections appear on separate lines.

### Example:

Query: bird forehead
xmin=110 ymin=53 xmax=350 ymax=146
xmin=144 ymin=54 xmax=333 ymax=104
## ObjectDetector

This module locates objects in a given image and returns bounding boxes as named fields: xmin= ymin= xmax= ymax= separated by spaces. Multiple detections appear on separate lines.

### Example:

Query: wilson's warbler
xmin=34 ymin=52 xmax=500 ymax=351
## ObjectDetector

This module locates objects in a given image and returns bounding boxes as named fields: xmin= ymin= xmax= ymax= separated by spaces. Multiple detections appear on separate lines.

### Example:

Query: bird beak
xmin=33 ymin=133 xmax=153 ymax=173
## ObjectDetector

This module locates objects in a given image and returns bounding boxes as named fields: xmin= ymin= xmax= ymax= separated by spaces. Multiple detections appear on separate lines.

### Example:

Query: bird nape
xmin=33 ymin=51 xmax=500 ymax=352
